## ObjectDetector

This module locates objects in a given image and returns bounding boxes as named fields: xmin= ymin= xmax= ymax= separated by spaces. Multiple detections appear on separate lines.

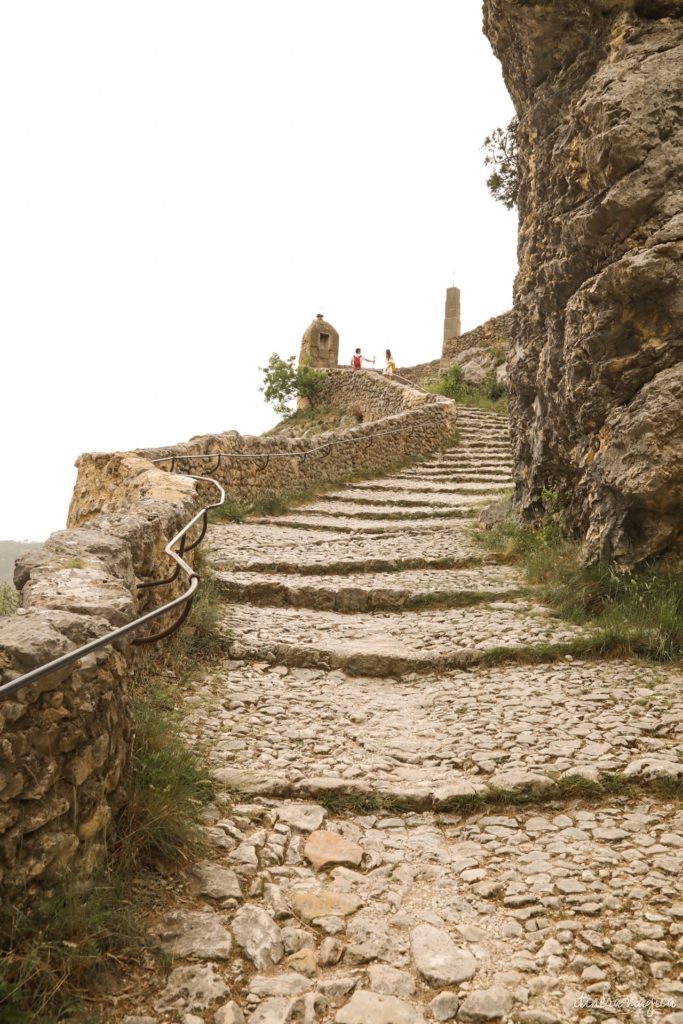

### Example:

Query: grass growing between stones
xmin=285 ymin=772 xmax=683 ymax=821
xmin=477 ymin=518 xmax=683 ymax=663
xmin=210 ymin=496 xmax=255 ymax=523
xmin=0 ymin=570 xmax=220 ymax=1024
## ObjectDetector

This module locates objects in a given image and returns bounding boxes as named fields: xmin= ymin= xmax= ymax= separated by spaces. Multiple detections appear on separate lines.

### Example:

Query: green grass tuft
xmin=0 ymin=872 xmax=148 ymax=1024
xmin=209 ymin=497 xmax=255 ymax=523
xmin=477 ymin=517 xmax=683 ymax=663
xmin=114 ymin=683 xmax=214 ymax=872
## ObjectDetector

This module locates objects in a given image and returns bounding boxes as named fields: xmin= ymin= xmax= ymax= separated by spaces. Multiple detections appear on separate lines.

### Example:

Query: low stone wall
xmin=0 ymin=370 xmax=454 ymax=891
xmin=69 ymin=372 xmax=456 ymax=519
xmin=122 ymin=372 xmax=456 ymax=510
xmin=0 ymin=463 xmax=201 ymax=890
xmin=313 ymin=367 xmax=441 ymax=419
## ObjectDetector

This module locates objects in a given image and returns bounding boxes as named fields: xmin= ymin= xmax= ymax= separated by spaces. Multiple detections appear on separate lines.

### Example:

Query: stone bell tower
xmin=299 ymin=314 xmax=339 ymax=368
xmin=441 ymin=286 xmax=462 ymax=367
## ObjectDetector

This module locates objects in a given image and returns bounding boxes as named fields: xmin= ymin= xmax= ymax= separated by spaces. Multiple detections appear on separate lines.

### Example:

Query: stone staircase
xmin=121 ymin=408 xmax=683 ymax=1024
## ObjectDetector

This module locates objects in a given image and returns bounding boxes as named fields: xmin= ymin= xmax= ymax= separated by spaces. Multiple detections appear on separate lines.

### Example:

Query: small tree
xmin=260 ymin=353 xmax=325 ymax=416
xmin=482 ymin=117 xmax=519 ymax=210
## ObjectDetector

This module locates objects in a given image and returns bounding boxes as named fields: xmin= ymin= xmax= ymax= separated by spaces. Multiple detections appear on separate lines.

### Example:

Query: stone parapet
xmin=0 ymin=464 xmax=201 ymax=891
xmin=129 ymin=371 xmax=457 ymax=508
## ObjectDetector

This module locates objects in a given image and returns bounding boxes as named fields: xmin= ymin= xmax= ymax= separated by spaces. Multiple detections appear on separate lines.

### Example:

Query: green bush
xmin=260 ymin=353 xmax=325 ymax=416
xmin=427 ymin=363 xmax=508 ymax=413
xmin=0 ymin=582 xmax=18 ymax=616
xmin=439 ymin=364 xmax=465 ymax=400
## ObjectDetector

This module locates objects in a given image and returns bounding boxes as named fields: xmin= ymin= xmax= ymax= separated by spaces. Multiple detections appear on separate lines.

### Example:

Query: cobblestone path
xmin=120 ymin=408 xmax=683 ymax=1024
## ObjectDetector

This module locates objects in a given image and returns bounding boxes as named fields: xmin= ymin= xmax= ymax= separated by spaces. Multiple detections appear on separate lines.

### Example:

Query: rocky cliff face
xmin=483 ymin=0 xmax=682 ymax=564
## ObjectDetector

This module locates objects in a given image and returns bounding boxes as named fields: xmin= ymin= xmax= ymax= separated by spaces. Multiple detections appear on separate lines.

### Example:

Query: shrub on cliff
xmin=260 ymin=353 xmax=325 ymax=416
xmin=431 ymin=364 xmax=507 ymax=411
xmin=0 ymin=583 xmax=18 ymax=615
xmin=483 ymin=117 xmax=519 ymax=210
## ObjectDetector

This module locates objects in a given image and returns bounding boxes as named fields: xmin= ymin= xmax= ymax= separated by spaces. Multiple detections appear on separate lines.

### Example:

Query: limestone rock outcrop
xmin=441 ymin=311 xmax=513 ymax=386
xmin=483 ymin=0 xmax=683 ymax=563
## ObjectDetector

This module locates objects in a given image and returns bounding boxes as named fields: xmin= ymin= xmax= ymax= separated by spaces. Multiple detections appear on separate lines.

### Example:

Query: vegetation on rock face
xmin=482 ymin=117 xmax=519 ymax=210
xmin=478 ymin=504 xmax=683 ymax=663
xmin=427 ymin=363 xmax=507 ymax=413
xmin=0 ymin=582 xmax=18 ymax=615
xmin=260 ymin=353 xmax=325 ymax=416
xmin=264 ymin=404 xmax=362 ymax=439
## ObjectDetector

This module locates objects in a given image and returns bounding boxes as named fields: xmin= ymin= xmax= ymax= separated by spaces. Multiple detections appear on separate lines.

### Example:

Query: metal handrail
xmin=0 ymin=417 xmax=458 ymax=701
xmin=0 ymin=474 xmax=225 ymax=701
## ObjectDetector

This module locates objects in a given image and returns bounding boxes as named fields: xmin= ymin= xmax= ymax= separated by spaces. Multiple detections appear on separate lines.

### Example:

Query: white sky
xmin=0 ymin=1 xmax=516 ymax=542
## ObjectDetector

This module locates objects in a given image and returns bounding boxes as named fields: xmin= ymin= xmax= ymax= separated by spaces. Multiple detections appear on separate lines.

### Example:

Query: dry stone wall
xmin=0 ymin=371 xmax=454 ymax=892
xmin=484 ymin=0 xmax=682 ymax=564
xmin=123 ymin=370 xmax=457 ymax=509
xmin=0 ymin=462 xmax=201 ymax=891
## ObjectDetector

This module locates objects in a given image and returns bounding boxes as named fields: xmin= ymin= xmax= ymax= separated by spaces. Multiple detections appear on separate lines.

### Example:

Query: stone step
xmin=457 ymin=437 xmax=510 ymax=444
xmin=388 ymin=479 xmax=510 ymax=493
xmin=322 ymin=489 xmax=497 ymax=509
xmin=397 ymin=471 xmax=513 ymax=482
xmin=455 ymin=429 xmax=510 ymax=439
xmin=425 ymin=464 xmax=513 ymax=474
xmin=208 ymin=522 xmax=487 ymax=575
xmin=188 ymin=657 xmax=683 ymax=807
xmin=425 ymin=453 xmax=513 ymax=462
xmin=215 ymin=564 xmax=524 ymax=611
xmin=220 ymin=600 xmax=586 ymax=677
xmin=292 ymin=501 xmax=479 ymax=520
xmin=249 ymin=513 xmax=479 ymax=534
xmin=344 ymin=479 xmax=509 ymax=495
xmin=456 ymin=414 xmax=509 ymax=424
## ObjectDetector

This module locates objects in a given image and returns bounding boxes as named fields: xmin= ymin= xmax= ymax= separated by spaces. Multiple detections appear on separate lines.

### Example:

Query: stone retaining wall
xmin=0 ymin=463 xmax=201 ymax=890
xmin=0 ymin=370 xmax=454 ymax=891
